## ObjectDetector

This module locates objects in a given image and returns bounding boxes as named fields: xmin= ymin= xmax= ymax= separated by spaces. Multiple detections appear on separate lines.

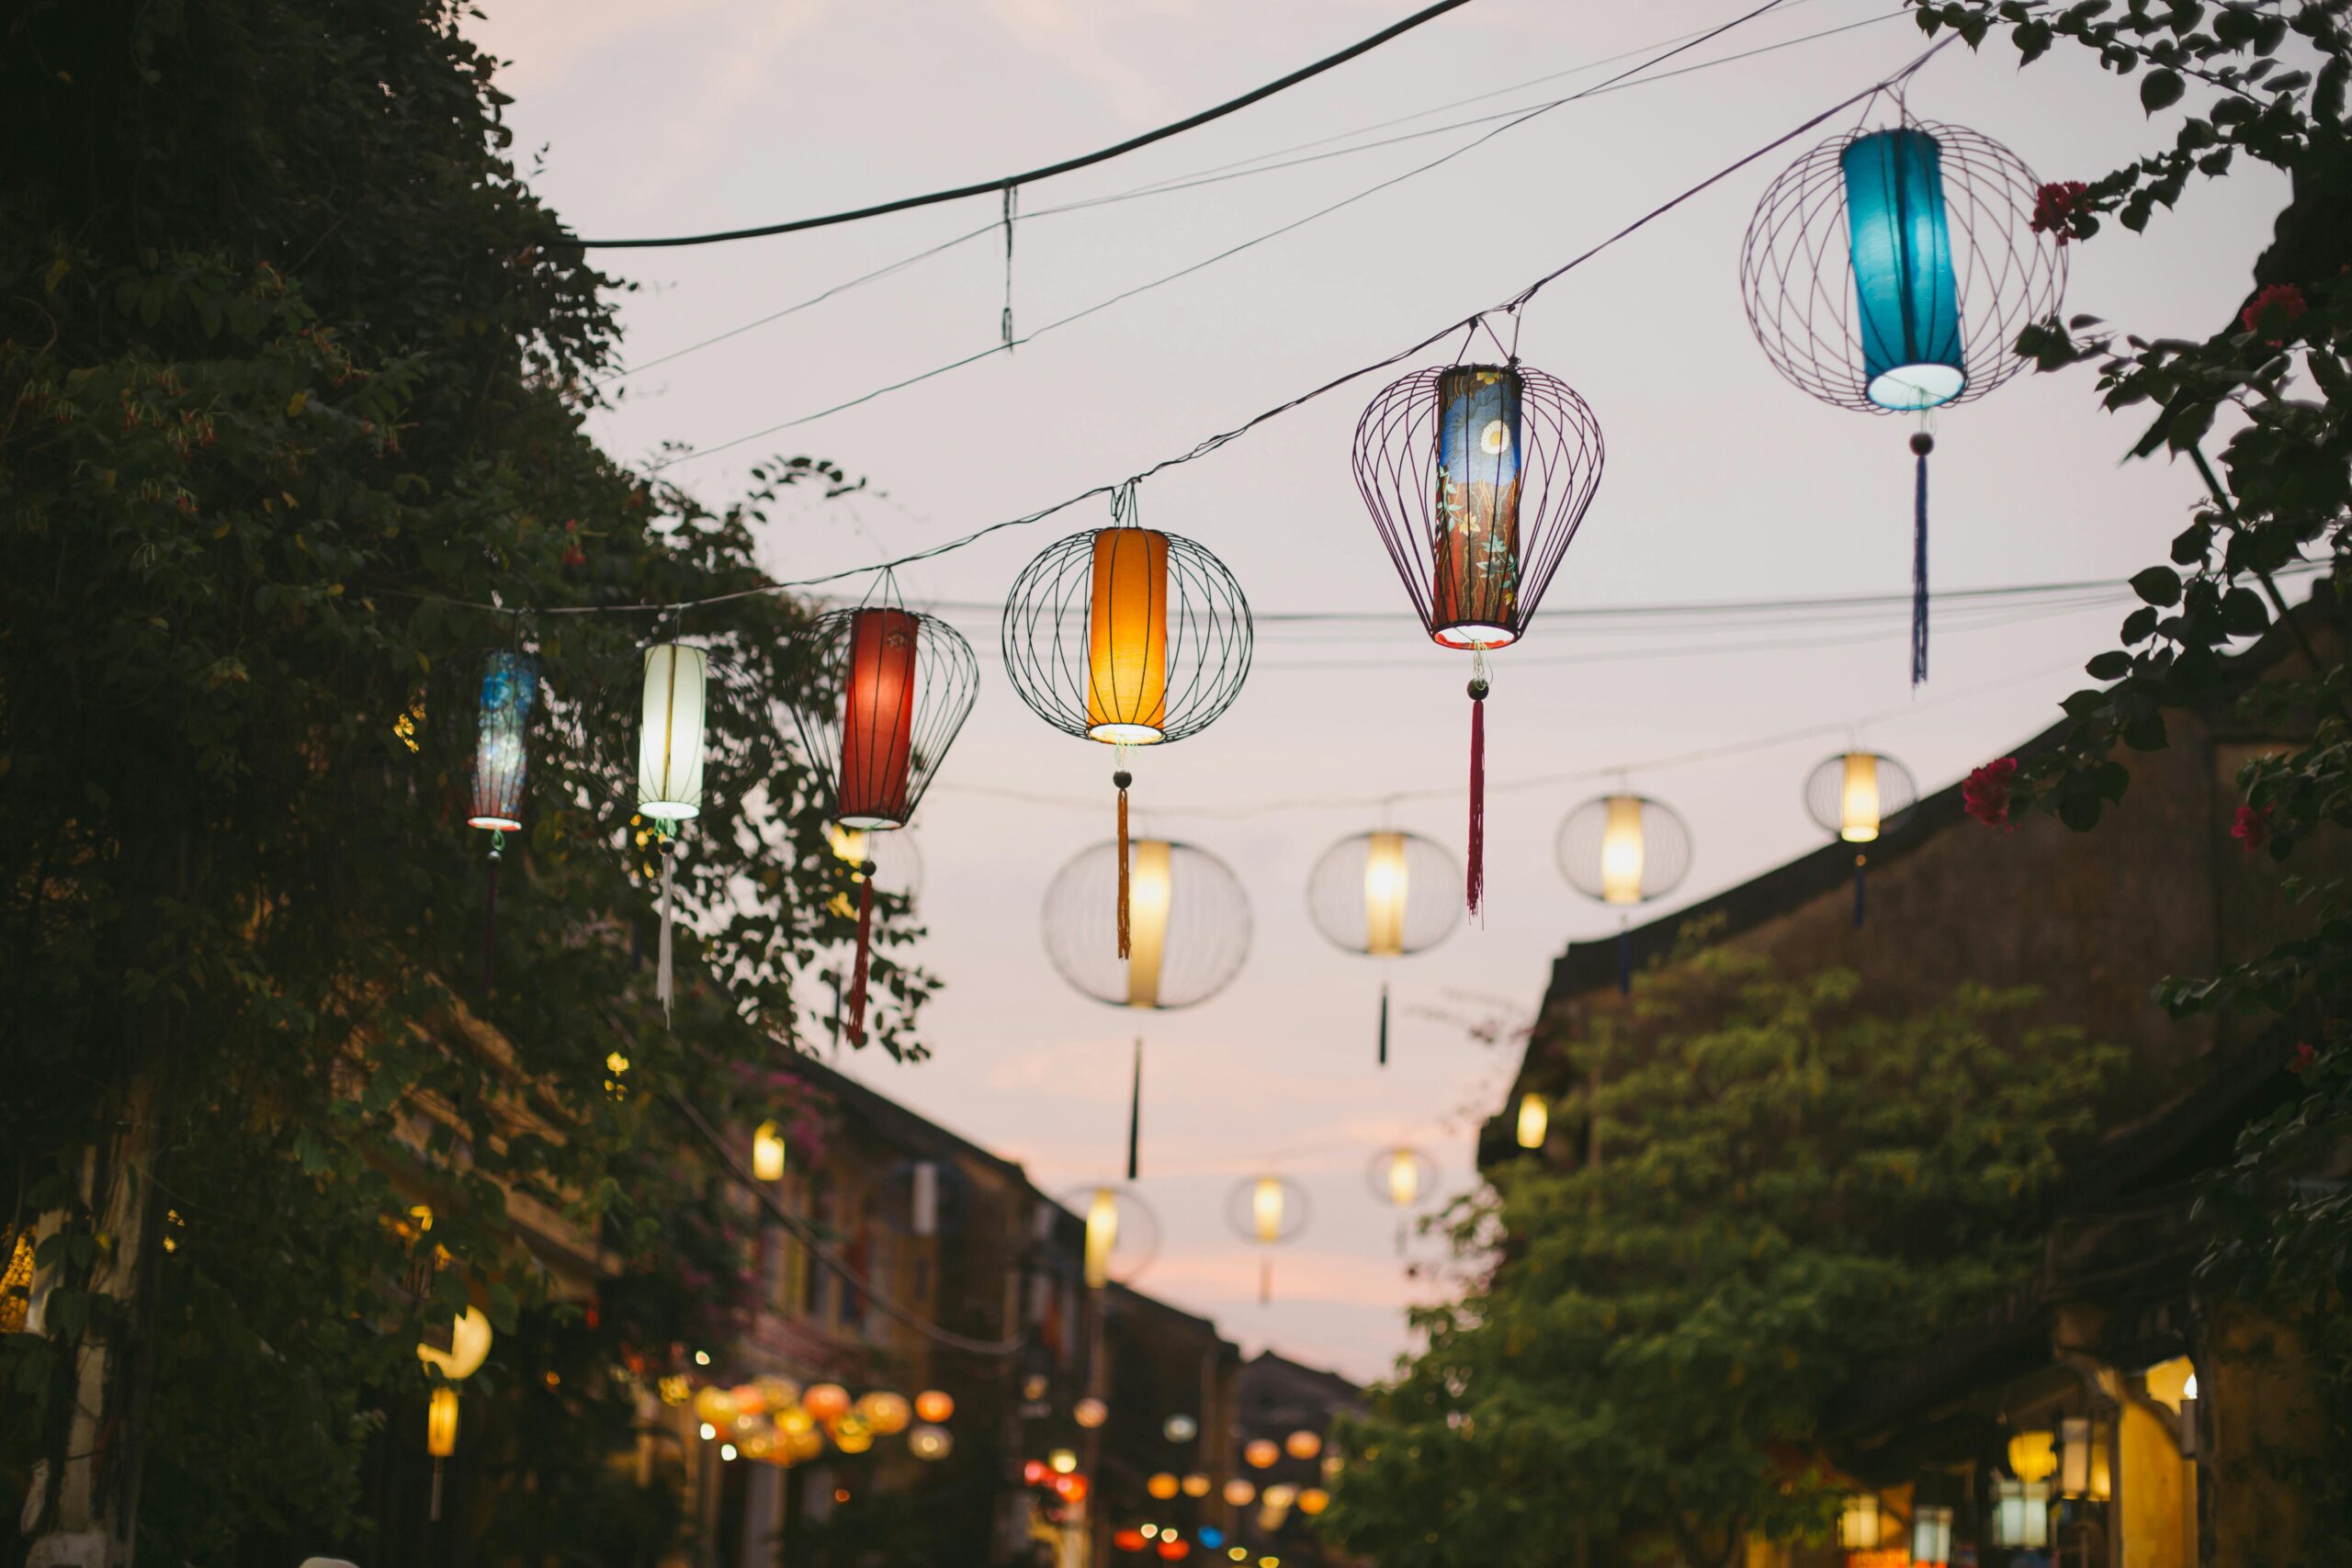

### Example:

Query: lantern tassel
xmin=481 ymin=833 xmax=502 ymax=1001
xmin=1125 ymin=1037 xmax=1142 ymax=1180
xmin=1114 ymin=766 xmax=1133 ymax=960
xmin=1616 ymin=919 xmax=1632 ymax=998
xmin=657 ymin=844 xmax=675 ymax=1027
xmin=1854 ymin=853 xmax=1868 ymax=930
xmin=1911 ymin=432 xmax=1933 ymax=687
xmin=847 ymin=870 xmax=876 ymax=1049
xmin=1467 ymin=676 xmax=1489 ymax=919
xmin=1377 ymin=980 xmax=1390 ymax=1067
xmin=430 ymin=1457 xmax=446 ymax=1523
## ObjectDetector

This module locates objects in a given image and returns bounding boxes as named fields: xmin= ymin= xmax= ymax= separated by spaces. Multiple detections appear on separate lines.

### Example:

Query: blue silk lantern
xmin=1842 ymin=130 xmax=1965 ymax=412
xmin=468 ymin=650 xmax=537 ymax=997
xmin=1741 ymin=119 xmax=2066 ymax=688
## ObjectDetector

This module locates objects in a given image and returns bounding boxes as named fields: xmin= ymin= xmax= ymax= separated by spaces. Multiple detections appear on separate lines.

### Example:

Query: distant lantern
xmin=1838 ymin=1494 xmax=1882 ymax=1551
xmin=915 ymin=1390 xmax=955 ymax=1425
xmin=1075 ymin=1397 xmax=1109 ymax=1429
xmin=1182 ymin=1472 xmax=1211 ymax=1497
xmin=1069 ymin=1184 xmax=1160 ymax=1291
xmin=1245 ymin=1438 xmax=1281 ymax=1470
xmin=1297 ymin=1489 xmax=1330 ymax=1517
xmin=427 ymin=1385 xmax=459 ymax=1458
xmin=1803 ymin=751 xmax=1917 ymax=927
xmin=1116 ymin=1529 xmax=1150 ymax=1553
xmin=2007 ymin=1428 xmax=2057 ymax=1483
xmin=636 ymin=642 xmax=709 ymax=1024
xmin=784 ymin=584 xmax=978 ymax=1048
xmin=859 ymin=1392 xmax=911 ymax=1435
xmin=468 ymin=650 xmax=538 ymax=997
xmin=1044 ymin=840 xmax=1250 ymax=1174
xmin=803 ymin=1383 xmax=852 ymax=1424
xmin=1515 ymin=1093 xmax=1550 ymax=1152
xmin=1992 ymin=1480 xmax=2051 ymax=1549
xmin=694 ymin=1385 xmax=739 ymax=1427
xmin=1742 ymin=118 xmax=2064 ymax=685
xmin=1284 ymin=1430 xmax=1322 ymax=1461
xmin=415 ymin=1306 xmax=494 ymax=1382
xmin=1227 ymin=1175 xmax=1309 ymax=1304
xmin=2059 ymin=1416 xmax=2109 ymax=1500
xmin=1555 ymin=794 xmax=1692 ymax=994
xmin=1913 ymin=1505 xmax=1954 ymax=1568
xmin=1223 ymin=1479 xmax=1258 ymax=1508
xmin=752 ymin=1121 xmax=787 ymax=1183
xmin=1002 ymin=486 xmax=1252 ymax=959
xmin=1306 ymin=829 xmax=1461 ymax=1065
xmin=1367 ymin=1145 xmax=1439 ymax=1255
xmin=1148 ymin=1472 xmax=1182 ymax=1501
xmin=1164 ymin=1414 xmax=1199 ymax=1443
xmin=1048 ymin=1448 xmax=1080 ymax=1476
xmin=1354 ymin=360 xmax=1605 ymax=913
xmin=907 ymin=1424 xmax=951 ymax=1460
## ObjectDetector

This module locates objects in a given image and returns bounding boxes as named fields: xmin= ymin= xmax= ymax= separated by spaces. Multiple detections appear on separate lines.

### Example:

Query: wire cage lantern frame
xmin=1226 ymin=1173 xmax=1311 ymax=1304
xmin=1367 ymin=1144 xmax=1439 ymax=1256
xmin=782 ymin=584 xmax=980 ymax=835
xmin=1041 ymin=838 xmax=1252 ymax=1012
xmin=1738 ymin=116 xmax=2067 ymax=418
xmin=1063 ymin=1182 xmax=1161 ymax=1290
xmin=1803 ymin=750 xmax=1919 ymax=930
xmin=1556 ymin=793 xmax=1693 ymax=997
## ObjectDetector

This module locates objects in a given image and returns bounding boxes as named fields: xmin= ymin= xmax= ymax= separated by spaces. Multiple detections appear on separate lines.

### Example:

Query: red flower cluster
xmin=1963 ymin=757 xmax=2019 ymax=829
xmin=2030 ymin=180 xmax=2094 ymax=244
xmin=2291 ymin=1042 xmax=2319 ymax=1075
xmin=2241 ymin=282 xmax=2308 ymax=341
xmin=2231 ymin=804 xmax=2272 ymax=852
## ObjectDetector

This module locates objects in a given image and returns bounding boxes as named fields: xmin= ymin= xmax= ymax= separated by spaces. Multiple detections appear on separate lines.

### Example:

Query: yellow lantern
xmin=915 ymin=1389 xmax=955 ymax=1425
xmin=1245 ymin=1438 xmax=1280 ymax=1470
xmin=1085 ymin=529 xmax=1170 ymax=744
xmin=1223 ymin=1479 xmax=1257 ymax=1507
xmin=1803 ymin=751 xmax=1917 ymax=927
xmin=1516 ymin=1092 xmax=1549 ymax=1151
xmin=1181 ymin=1472 xmax=1212 ymax=1497
xmin=1556 ymin=794 xmax=1693 ymax=995
xmin=803 ymin=1383 xmax=851 ymax=1423
xmin=416 ymin=1306 xmax=494 ymax=1382
xmin=1599 ymin=796 xmax=1646 ymax=905
xmin=1839 ymin=752 xmax=1882 ymax=841
xmin=910 ymin=1425 xmax=954 ymax=1461
xmin=1283 ymin=1430 xmax=1321 ymax=1461
xmin=1262 ymin=1483 xmax=1297 ymax=1510
xmin=426 ymin=1385 xmax=459 ymax=1459
xmin=1074 ymin=1396 xmax=1108 ymax=1429
xmin=1251 ymin=1179 xmax=1284 ymax=1245
xmin=1229 ymin=1175 xmax=1307 ymax=1303
xmin=695 ymin=1385 xmax=740 ymax=1427
xmin=1049 ymin=1448 xmax=1079 ymax=1475
xmin=2007 ymin=1428 xmax=2057 ymax=1483
xmin=752 ymin=1122 xmax=786 ymax=1183
xmin=1838 ymin=1493 xmax=1881 ymax=1550
xmin=859 ymin=1392 xmax=911 ymax=1436
xmin=1306 ymin=829 xmax=1460 ymax=1064
xmin=1148 ymin=1472 xmax=1182 ymax=1501
xmin=1297 ymin=1488 xmax=1329 ymax=1516
xmin=1086 ymin=1187 xmax=1120 ymax=1290
xmin=1363 ymin=832 xmax=1409 ymax=955
xmin=832 ymin=1416 xmax=875 ymax=1455
xmin=1126 ymin=840 xmax=1173 ymax=1008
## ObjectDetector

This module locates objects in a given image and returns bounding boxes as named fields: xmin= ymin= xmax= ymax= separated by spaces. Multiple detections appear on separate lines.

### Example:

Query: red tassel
xmin=847 ymin=873 xmax=875 ymax=1047
xmin=1115 ymin=770 xmax=1132 ymax=959
xmin=1467 ymin=686 xmax=1487 ymax=919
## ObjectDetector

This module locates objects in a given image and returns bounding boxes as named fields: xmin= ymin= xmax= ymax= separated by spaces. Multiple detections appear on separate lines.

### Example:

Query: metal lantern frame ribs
xmin=1041 ymin=839 xmax=1252 ymax=1014
xmin=1353 ymin=357 xmax=1605 ymax=916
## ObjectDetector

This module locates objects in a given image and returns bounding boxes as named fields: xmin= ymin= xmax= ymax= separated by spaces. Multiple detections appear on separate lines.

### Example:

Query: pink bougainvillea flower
xmin=2291 ymin=1042 xmax=2319 ymax=1075
xmin=2030 ymin=180 xmax=2093 ymax=244
xmin=2241 ymin=282 xmax=2308 ymax=342
xmin=2231 ymin=804 xmax=2272 ymax=852
xmin=1963 ymin=757 xmax=2019 ymax=829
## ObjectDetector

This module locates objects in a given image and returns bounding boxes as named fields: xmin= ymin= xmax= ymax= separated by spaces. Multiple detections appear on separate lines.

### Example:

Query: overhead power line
xmin=568 ymin=0 xmax=1480 ymax=250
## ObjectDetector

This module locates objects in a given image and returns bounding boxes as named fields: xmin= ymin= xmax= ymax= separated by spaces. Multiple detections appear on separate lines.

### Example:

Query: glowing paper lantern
xmin=1069 ymin=1184 xmax=1159 ymax=1290
xmin=910 ymin=1424 xmax=953 ymax=1461
xmin=427 ymin=1385 xmax=459 ymax=1458
xmin=1802 ymin=751 xmax=1917 ymax=926
xmin=1227 ymin=1175 xmax=1308 ymax=1304
xmin=415 ymin=1307 xmax=493 ymax=1382
xmin=694 ymin=1386 xmax=740 ymax=1426
xmin=1913 ymin=1505 xmax=1954 ymax=1567
xmin=1367 ymin=1145 xmax=1438 ymax=1254
xmin=2007 ymin=1429 xmax=2057 ymax=1483
xmin=915 ymin=1390 xmax=955 ymax=1425
xmin=636 ymin=642 xmax=707 ymax=1023
xmin=1306 ymin=830 xmax=1461 ymax=1064
xmin=1049 ymin=1448 xmax=1079 ymax=1475
xmin=1148 ymin=1472 xmax=1182 ymax=1501
xmin=1297 ymin=1489 xmax=1329 ymax=1517
xmin=1284 ymin=1430 xmax=1322 ymax=1461
xmin=752 ymin=1121 xmax=787 ymax=1183
xmin=468 ymin=651 xmax=537 ymax=995
xmin=1182 ymin=1472 xmax=1211 ymax=1497
xmin=1223 ymin=1479 xmax=1257 ymax=1507
xmin=1516 ymin=1093 xmax=1549 ymax=1152
xmin=803 ymin=1383 xmax=851 ymax=1423
xmin=1742 ymin=118 xmax=2064 ymax=684
xmin=1245 ymin=1438 xmax=1280 ymax=1470
xmin=1555 ymin=795 xmax=1693 ymax=994
xmin=859 ymin=1392 xmax=911 ymax=1435
xmin=1164 ymin=1414 xmax=1198 ymax=1442
xmin=1002 ymin=491 xmax=1252 ymax=962
xmin=1354 ymin=362 xmax=1605 ymax=912
xmin=1838 ymin=1494 xmax=1881 ymax=1550
xmin=1992 ymin=1480 xmax=2050 ymax=1549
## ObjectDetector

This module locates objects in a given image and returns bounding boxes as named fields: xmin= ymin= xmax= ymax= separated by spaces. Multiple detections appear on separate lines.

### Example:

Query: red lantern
xmin=1114 ymin=1530 xmax=1148 ymax=1554
xmin=783 ymin=581 xmax=978 ymax=1048
xmin=1156 ymin=1540 xmax=1189 ymax=1561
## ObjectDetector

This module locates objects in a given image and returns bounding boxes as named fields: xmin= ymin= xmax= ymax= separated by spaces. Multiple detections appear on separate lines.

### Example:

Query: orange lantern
xmin=915 ymin=1389 xmax=955 ymax=1424
xmin=803 ymin=1383 xmax=852 ymax=1423
xmin=1244 ymin=1438 xmax=1280 ymax=1470
xmin=1148 ymin=1472 xmax=1181 ymax=1500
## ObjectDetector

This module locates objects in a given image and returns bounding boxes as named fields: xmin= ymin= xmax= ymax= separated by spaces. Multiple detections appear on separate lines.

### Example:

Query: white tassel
xmin=657 ymin=851 xmax=675 ymax=1027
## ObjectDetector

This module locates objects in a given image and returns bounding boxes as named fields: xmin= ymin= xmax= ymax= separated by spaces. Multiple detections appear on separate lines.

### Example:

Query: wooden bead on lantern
xmin=1001 ymin=482 xmax=1251 ymax=964
xmin=784 ymin=581 xmax=978 ymax=1051
xmin=1556 ymin=794 xmax=1692 ymax=996
xmin=1355 ymin=358 xmax=1605 ymax=916
xmin=1306 ymin=829 xmax=1461 ymax=1065
xmin=1802 ymin=750 xmax=1917 ymax=927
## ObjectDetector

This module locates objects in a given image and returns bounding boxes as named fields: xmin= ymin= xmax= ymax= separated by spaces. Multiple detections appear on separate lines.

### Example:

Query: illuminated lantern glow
xmin=1840 ymin=752 xmax=1883 ymax=841
xmin=1230 ymin=1175 xmax=1308 ymax=1303
xmin=1297 ymin=1489 xmax=1329 ymax=1517
xmin=832 ymin=1417 xmax=874 ymax=1455
xmin=1369 ymin=1145 xmax=1438 ymax=1251
xmin=1284 ymin=1430 xmax=1321 ymax=1461
xmin=1148 ymin=1472 xmax=1181 ymax=1501
xmin=1223 ymin=1479 xmax=1256 ymax=1507
xmin=802 ymin=1383 xmax=851 ymax=1423
xmin=1115 ymin=1530 xmax=1149 ymax=1554
xmin=469 ymin=652 xmax=537 ymax=833
xmin=1075 ymin=1396 xmax=1109 ymax=1429
xmin=1363 ymin=831 xmax=1409 ymax=954
xmin=1245 ymin=1438 xmax=1280 ymax=1470
xmin=1157 ymin=1540 xmax=1189 ymax=1562
xmin=915 ymin=1390 xmax=955 ymax=1425
xmin=1262 ymin=1483 xmax=1297 ymax=1510
xmin=695 ymin=1385 xmax=739 ymax=1425
xmin=1516 ymin=1093 xmax=1549 ymax=1152
xmin=1842 ymin=130 xmax=1966 ymax=412
xmin=1163 ymin=1414 xmax=1198 ymax=1442
xmin=1838 ymin=1493 xmax=1882 ymax=1550
xmin=2007 ymin=1429 xmax=2057 ymax=1483
xmin=1181 ymin=1473 xmax=1211 ymax=1497
xmin=1992 ymin=1480 xmax=2051 ymax=1549
xmin=427 ymin=1385 xmax=459 ymax=1458
xmin=837 ymin=609 xmax=921 ymax=829
xmin=1912 ymin=1505 xmax=1954 ymax=1567
xmin=416 ymin=1307 xmax=494 ymax=1382
xmin=731 ymin=1383 xmax=769 ymax=1418
xmin=1049 ymin=1449 xmax=1079 ymax=1475
xmin=1086 ymin=1188 xmax=1120 ymax=1291
xmin=1086 ymin=529 xmax=1171 ymax=744
xmin=1306 ymin=829 xmax=1460 ymax=1065
xmin=910 ymin=1425 xmax=953 ymax=1461
xmin=752 ymin=1122 xmax=786 ymax=1183
xmin=858 ymin=1392 xmax=911 ymax=1435
xmin=1126 ymin=840 xmax=1173 ymax=1008
xmin=1803 ymin=751 xmax=1917 ymax=927
xmin=1556 ymin=794 xmax=1694 ymax=994
xmin=636 ymin=644 xmax=707 ymax=822
xmin=1600 ymin=796 xmax=1646 ymax=905
xmin=1023 ymin=1460 xmax=1049 ymax=1487
xmin=1251 ymin=1180 xmax=1284 ymax=1246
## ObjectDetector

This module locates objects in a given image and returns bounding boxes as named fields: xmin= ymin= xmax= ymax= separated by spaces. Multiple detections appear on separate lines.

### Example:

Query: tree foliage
xmin=0 ymin=1 xmax=923 ymax=1558
xmin=1323 ymin=945 xmax=2117 ymax=1568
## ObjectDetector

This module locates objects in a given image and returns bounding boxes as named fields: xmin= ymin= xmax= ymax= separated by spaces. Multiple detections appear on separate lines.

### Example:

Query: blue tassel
xmin=1911 ymin=433 xmax=1933 ymax=687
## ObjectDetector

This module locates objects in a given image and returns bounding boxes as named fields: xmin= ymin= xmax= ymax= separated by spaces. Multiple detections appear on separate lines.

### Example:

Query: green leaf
xmin=2139 ymin=67 xmax=2186 ymax=111
xmin=2131 ymin=567 xmax=2184 ymax=605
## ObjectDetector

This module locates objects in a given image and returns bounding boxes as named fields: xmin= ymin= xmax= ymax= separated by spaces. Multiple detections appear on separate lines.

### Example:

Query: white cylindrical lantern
xmin=1838 ymin=1493 xmax=1880 ymax=1550
xmin=1912 ymin=1505 xmax=1953 ymax=1566
xmin=637 ymin=643 xmax=708 ymax=821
